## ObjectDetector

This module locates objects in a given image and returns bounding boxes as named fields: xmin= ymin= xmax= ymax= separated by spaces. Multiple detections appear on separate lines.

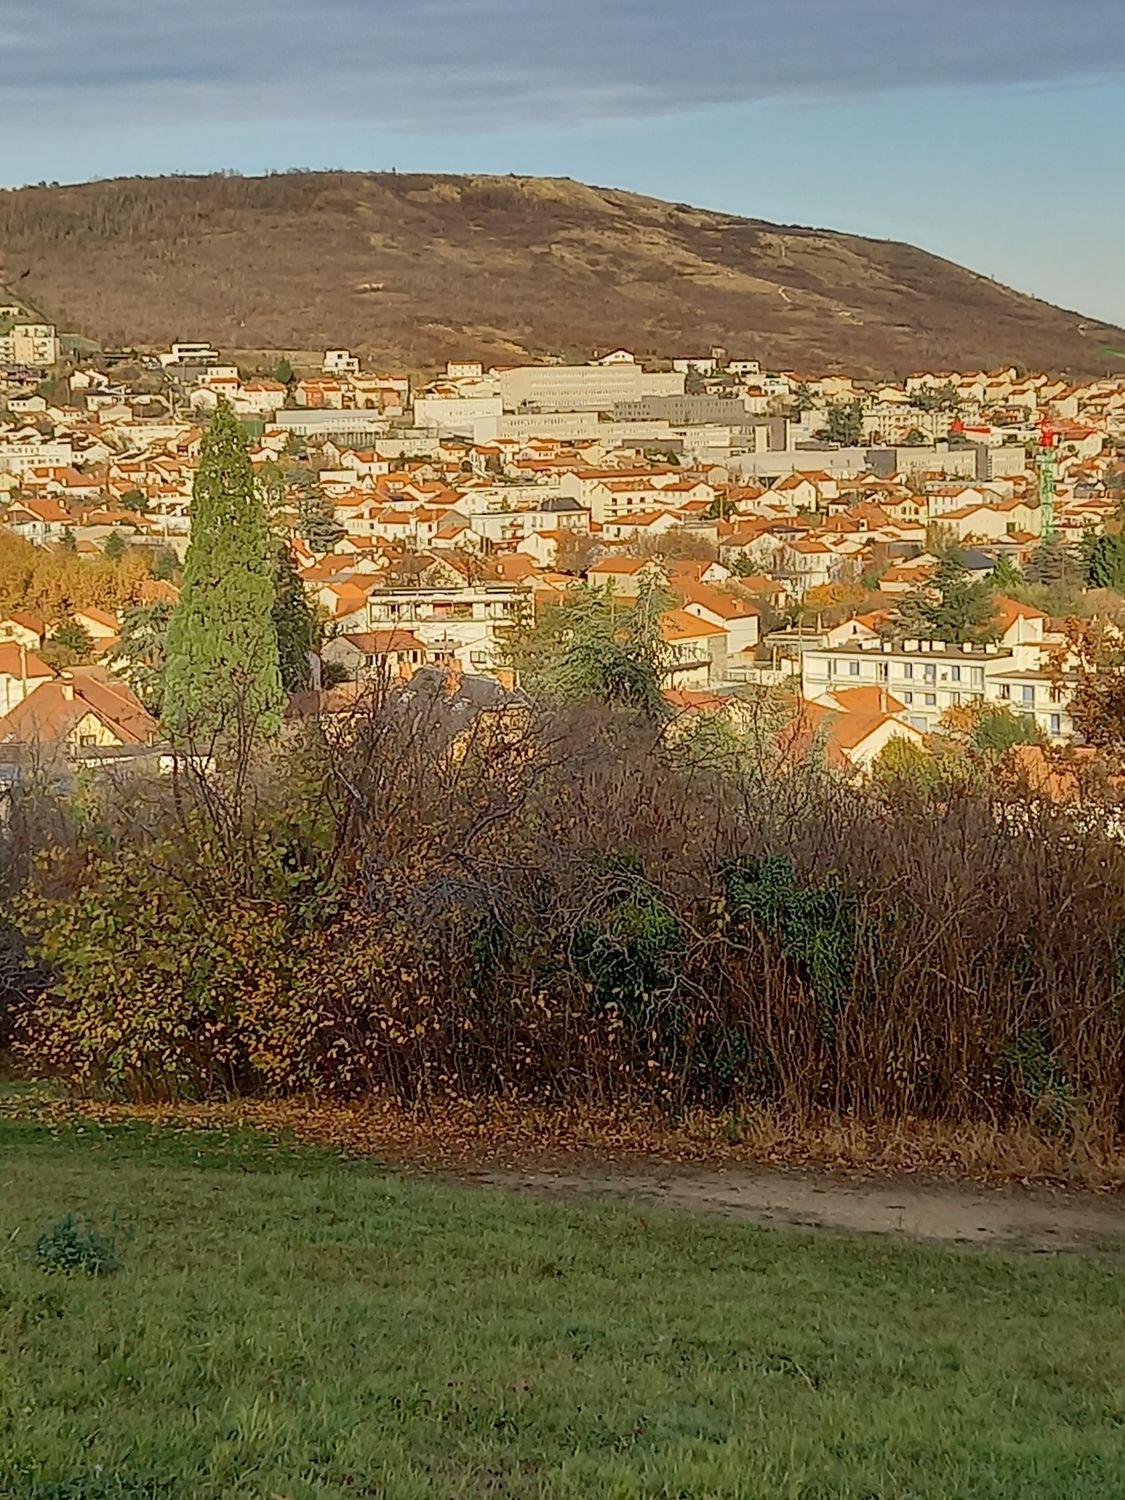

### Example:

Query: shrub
xmin=9 ymin=694 xmax=1125 ymax=1142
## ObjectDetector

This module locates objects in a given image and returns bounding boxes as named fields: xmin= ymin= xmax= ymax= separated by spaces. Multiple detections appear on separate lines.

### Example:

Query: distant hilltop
xmin=1 ymin=170 xmax=1123 ymax=377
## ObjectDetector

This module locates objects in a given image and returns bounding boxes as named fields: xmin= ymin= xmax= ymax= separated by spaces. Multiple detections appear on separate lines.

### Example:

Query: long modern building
xmin=800 ymin=636 xmax=1074 ymax=741
xmin=498 ymin=363 xmax=684 ymax=412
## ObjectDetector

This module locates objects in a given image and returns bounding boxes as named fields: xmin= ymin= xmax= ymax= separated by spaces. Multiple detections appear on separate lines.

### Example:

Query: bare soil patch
xmin=7 ymin=1091 xmax=1121 ymax=1252
xmin=469 ymin=1161 xmax=1125 ymax=1253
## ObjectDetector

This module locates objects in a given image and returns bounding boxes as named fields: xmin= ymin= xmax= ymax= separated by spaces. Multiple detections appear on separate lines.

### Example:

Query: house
xmin=324 ymin=350 xmax=361 ymax=375
xmin=322 ymin=630 xmax=429 ymax=682
xmin=4 ymin=498 xmax=70 ymax=544
xmin=0 ymin=612 xmax=48 ymax=650
xmin=585 ymin=557 xmax=664 ymax=597
xmin=365 ymin=583 xmax=529 ymax=675
xmin=994 ymin=596 xmax=1048 ymax=648
xmin=800 ymin=636 xmax=1049 ymax=734
xmin=782 ymin=699 xmax=927 ymax=774
xmin=0 ymin=668 xmax=159 ymax=750
xmin=660 ymin=610 xmax=727 ymax=688
xmin=0 ymin=643 xmax=55 ymax=715
xmin=777 ymin=538 xmax=845 ymax=594
xmin=675 ymin=580 xmax=762 ymax=655
xmin=816 ymin=684 xmax=907 ymax=716
xmin=823 ymin=614 xmax=883 ymax=648
xmin=72 ymin=607 xmax=121 ymax=647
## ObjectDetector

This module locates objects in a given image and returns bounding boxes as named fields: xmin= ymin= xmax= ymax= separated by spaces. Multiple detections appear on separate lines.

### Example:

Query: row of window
xmin=828 ymin=659 xmax=985 ymax=686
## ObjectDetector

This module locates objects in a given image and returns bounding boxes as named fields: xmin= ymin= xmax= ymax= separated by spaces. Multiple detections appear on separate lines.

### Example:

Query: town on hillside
xmin=2 ymin=314 xmax=1124 ymax=782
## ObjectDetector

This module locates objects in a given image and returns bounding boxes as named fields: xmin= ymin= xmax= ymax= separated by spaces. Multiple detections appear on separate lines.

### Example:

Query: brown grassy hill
xmin=1 ymin=171 xmax=1122 ymax=377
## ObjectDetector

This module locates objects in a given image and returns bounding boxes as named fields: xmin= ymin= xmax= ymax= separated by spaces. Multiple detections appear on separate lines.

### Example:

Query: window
xmin=903 ymin=691 xmax=913 ymax=705
xmin=79 ymin=734 xmax=96 ymax=748
xmin=848 ymin=661 xmax=860 ymax=677
xmin=876 ymin=662 xmax=888 ymax=681
xmin=1050 ymin=714 xmax=1062 ymax=737
xmin=950 ymin=665 xmax=962 ymax=683
xmin=924 ymin=693 xmax=936 ymax=707
xmin=999 ymin=684 xmax=1011 ymax=701
xmin=827 ymin=660 xmax=836 ymax=678
xmin=470 ymin=651 xmax=489 ymax=668
xmin=923 ymin=664 xmax=936 ymax=682
xmin=1022 ymin=685 xmax=1035 ymax=706
xmin=902 ymin=663 xmax=914 ymax=680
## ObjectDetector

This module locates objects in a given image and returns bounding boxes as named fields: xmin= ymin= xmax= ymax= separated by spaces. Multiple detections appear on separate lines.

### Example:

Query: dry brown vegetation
xmin=3 ymin=171 xmax=1124 ymax=376
xmin=5 ymin=688 xmax=1123 ymax=1191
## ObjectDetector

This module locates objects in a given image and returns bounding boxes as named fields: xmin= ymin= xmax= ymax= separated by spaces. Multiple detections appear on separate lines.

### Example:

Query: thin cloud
xmin=4 ymin=0 xmax=1124 ymax=129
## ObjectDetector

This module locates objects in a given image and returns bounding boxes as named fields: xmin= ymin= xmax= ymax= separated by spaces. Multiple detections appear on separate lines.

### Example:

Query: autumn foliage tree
xmin=1059 ymin=621 xmax=1125 ymax=755
xmin=0 ymin=529 xmax=152 ymax=622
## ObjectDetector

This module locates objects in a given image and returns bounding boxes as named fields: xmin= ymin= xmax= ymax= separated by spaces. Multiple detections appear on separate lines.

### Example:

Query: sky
xmin=2 ymin=0 xmax=1124 ymax=323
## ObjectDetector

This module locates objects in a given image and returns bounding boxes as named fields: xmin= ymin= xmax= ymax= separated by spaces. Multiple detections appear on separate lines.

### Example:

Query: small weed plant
xmin=31 ymin=1213 xmax=127 ymax=1277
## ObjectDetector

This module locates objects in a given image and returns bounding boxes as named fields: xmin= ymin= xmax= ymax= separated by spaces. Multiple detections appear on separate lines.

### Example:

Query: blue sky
xmin=3 ymin=0 xmax=1124 ymax=324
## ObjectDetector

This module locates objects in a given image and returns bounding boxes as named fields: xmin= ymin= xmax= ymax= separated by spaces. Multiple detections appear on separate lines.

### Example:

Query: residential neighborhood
xmin=3 ymin=318 xmax=1125 ymax=774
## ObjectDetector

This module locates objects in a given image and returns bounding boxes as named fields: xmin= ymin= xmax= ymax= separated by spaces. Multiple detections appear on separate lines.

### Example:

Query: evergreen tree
xmin=1076 ymin=528 xmax=1100 ymax=581
xmin=102 ymin=529 xmax=127 ymax=562
xmin=988 ymin=554 xmax=1023 ymax=592
xmin=896 ymin=551 xmax=998 ymax=644
xmin=46 ymin=619 xmax=93 ymax=667
xmin=503 ymin=572 xmax=671 ymax=719
xmin=1084 ymin=533 xmax=1125 ymax=592
xmin=818 ymin=399 xmax=865 ymax=446
xmin=1025 ymin=534 xmax=1080 ymax=588
xmin=297 ymin=478 xmax=344 ymax=553
xmin=274 ymin=356 xmax=294 ymax=386
xmin=163 ymin=401 xmax=284 ymax=738
xmin=111 ymin=601 xmax=173 ymax=715
xmin=271 ymin=540 xmax=314 ymax=693
xmin=58 ymin=527 xmax=77 ymax=555
xmin=256 ymin=460 xmax=286 ymax=522
xmin=151 ymin=546 xmax=180 ymax=582
xmin=792 ymin=382 xmax=815 ymax=414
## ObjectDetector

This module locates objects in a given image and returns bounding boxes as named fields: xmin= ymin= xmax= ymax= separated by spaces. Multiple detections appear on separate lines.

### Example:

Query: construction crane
xmin=1037 ymin=421 xmax=1059 ymax=539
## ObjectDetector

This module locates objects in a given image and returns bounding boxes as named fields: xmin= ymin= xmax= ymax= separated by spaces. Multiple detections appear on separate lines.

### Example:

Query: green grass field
xmin=0 ymin=1097 xmax=1122 ymax=1499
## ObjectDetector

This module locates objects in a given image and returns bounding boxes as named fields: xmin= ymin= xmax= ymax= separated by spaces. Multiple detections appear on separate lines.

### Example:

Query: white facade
xmin=324 ymin=350 xmax=361 ymax=375
xmin=414 ymin=396 xmax=504 ymax=432
xmin=0 ymin=323 xmax=59 ymax=367
xmin=498 ymin=363 xmax=684 ymax=413
xmin=801 ymin=637 xmax=1072 ymax=741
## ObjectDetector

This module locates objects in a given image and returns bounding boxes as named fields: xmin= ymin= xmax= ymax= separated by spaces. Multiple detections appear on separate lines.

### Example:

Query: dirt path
xmin=469 ymin=1162 xmax=1125 ymax=1253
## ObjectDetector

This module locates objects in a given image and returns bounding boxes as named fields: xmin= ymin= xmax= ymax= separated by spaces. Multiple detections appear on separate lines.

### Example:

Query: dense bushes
xmin=7 ymin=691 xmax=1125 ymax=1144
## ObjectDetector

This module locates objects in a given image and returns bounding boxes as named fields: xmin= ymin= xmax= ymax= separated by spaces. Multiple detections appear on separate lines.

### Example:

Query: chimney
xmin=59 ymin=671 xmax=74 ymax=702
xmin=880 ymin=686 xmax=888 ymax=714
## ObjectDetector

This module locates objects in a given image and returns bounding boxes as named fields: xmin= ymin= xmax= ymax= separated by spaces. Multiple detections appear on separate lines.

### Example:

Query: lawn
xmin=0 ymin=1099 xmax=1122 ymax=1499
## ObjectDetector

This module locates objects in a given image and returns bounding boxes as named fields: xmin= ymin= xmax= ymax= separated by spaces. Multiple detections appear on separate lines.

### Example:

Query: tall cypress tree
xmin=163 ymin=401 xmax=284 ymax=737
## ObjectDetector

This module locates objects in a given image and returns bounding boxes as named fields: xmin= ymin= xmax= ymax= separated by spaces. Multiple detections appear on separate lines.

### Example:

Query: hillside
xmin=1 ymin=171 xmax=1122 ymax=377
